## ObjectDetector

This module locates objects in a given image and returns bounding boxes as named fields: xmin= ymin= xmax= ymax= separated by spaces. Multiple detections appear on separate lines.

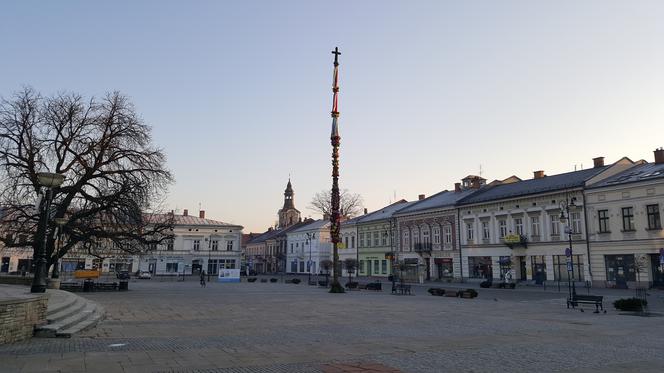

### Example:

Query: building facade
xmin=394 ymin=178 xmax=481 ymax=282
xmin=285 ymin=220 xmax=331 ymax=275
xmin=0 ymin=209 xmax=244 ymax=278
xmin=585 ymin=149 xmax=664 ymax=288
xmin=457 ymin=158 xmax=635 ymax=285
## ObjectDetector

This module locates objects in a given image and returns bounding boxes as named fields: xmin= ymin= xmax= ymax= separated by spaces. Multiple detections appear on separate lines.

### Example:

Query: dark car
xmin=116 ymin=271 xmax=130 ymax=280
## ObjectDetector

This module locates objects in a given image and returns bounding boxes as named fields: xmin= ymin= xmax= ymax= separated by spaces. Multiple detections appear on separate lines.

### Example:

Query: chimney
xmin=183 ymin=209 xmax=188 ymax=216
xmin=199 ymin=210 xmax=205 ymax=219
xmin=454 ymin=183 xmax=461 ymax=192
xmin=655 ymin=148 xmax=664 ymax=164
xmin=593 ymin=157 xmax=605 ymax=168
xmin=363 ymin=208 xmax=368 ymax=215
xmin=533 ymin=170 xmax=545 ymax=179
xmin=418 ymin=194 xmax=426 ymax=200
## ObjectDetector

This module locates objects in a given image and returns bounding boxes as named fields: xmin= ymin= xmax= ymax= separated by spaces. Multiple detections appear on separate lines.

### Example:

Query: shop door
xmin=519 ymin=257 xmax=527 ymax=281
xmin=650 ymin=254 xmax=664 ymax=287
xmin=1 ymin=257 xmax=9 ymax=273
xmin=425 ymin=258 xmax=431 ymax=281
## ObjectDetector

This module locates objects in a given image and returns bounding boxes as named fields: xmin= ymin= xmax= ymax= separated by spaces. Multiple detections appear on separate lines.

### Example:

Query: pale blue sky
xmin=2 ymin=1 xmax=663 ymax=232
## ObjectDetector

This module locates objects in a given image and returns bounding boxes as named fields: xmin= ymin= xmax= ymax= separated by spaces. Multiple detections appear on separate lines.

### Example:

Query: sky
xmin=1 ymin=1 xmax=663 ymax=233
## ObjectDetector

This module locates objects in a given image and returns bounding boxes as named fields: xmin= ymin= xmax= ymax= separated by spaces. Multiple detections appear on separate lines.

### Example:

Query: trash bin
xmin=119 ymin=281 xmax=129 ymax=291
xmin=83 ymin=279 xmax=94 ymax=292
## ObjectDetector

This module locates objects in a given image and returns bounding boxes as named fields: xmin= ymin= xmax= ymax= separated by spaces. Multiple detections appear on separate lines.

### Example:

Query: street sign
xmin=565 ymin=248 xmax=572 ymax=257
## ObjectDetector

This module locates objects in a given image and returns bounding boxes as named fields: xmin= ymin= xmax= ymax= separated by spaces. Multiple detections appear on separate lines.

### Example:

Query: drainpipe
xmin=581 ymin=191 xmax=593 ymax=284
xmin=457 ymin=208 xmax=464 ymax=281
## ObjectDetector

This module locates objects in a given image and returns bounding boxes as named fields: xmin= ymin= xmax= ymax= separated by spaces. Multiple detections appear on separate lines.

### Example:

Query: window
xmin=433 ymin=227 xmax=441 ymax=244
xmin=290 ymin=243 xmax=294 ymax=253
xmin=622 ymin=207 xmax=635 ymax=231
xmin=359 ymin=260 xmax=365 ymax=274
xmin=403 ymin=231 xmax=410 ymax=250
xmin=412 ymin=230 xmax=420 ymax=246
xmin=211 ymin=240 xmax=218 ymax=251
xmin=598 ymin=210 xmax=610 ymax=233
xmin=647 ymin=204 xmax=661 ymax=229
xmin=443 ymin=226 xmax=452 ymax=244
xmin=351 ymin=236 xmax=355 ymax=248
xmin=359 ymin=233 xmax=365 ymax=247
xmin=482 ymin=221 xmax=490 ymax=240
xmin=422 ymin=229 xmax=430 ymax=244
xmin=604 ymin=254 xmax=636 ymax=282
xmin=374 ymin=260 xmax=380 ymax=274
xmin=466 ymin=222 xmax=474 ymax=241
xmin=166 ymin=262 xmax=179 ymax=273
xmin=550 ymin=215 xmax=560 ymax=236
xmin=381 ymin=260 xmax=387 ymax=274
xmin=553 ymin=255 xmax=584 ymax=281
xmin=167 ymin=240 xmax=174 ymax=251
xmin=207 ymin=259 xmax=219 ymax=275
xmin=226 ymin=241 xmax=234 ymax=251
xmin=374 ymin=232 xmax=380 ymax=246
xmin=514 ymin=218 xmax=523 ymax=235
xmin=366 ymin=232 xmax=372 ymax=247
xmin=381 ymin=231 xmax=388 ymax=246
xmin=499 ymin=220 xmax=507 ymax=238
xmin=531 ymin=216 xmax=540 ymax=236
xmin=193 ymin=240 xmax=200 ymax=251
xmin=299 ymin=261 xmax=305 ymax=272
xmin=344 ymin=236 xmax=349 ymax=249
xmin=571 ymin=212 xmax=581 ymax=234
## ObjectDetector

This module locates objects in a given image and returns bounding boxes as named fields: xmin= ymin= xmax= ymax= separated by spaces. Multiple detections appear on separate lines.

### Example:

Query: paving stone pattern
xmin=1 ymin=281 xmax=663 ymax=372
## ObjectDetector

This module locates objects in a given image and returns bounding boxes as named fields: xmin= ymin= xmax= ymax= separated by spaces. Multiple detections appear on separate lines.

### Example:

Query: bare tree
xmin=0 ymin=88 xmax=174 ymax=277
xmin=343 ymin=258 xmax=357 ymax=284
xmin=308 ymin=189 xmax=363 ymax=218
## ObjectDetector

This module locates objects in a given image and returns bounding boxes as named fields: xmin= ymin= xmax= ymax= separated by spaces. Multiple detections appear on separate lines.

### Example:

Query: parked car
xmin=137 ymin=271 xmax=152 ymax=279
xmin=116 ymin=271 xmax=130 ymax=280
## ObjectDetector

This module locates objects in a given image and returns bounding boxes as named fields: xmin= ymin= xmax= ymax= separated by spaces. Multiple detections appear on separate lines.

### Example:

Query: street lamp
xmin=558 ymin=195 xmax=577 ymax=300
xmin=31 ymin=172 xmax=65 ymax=293
xmin=51 ymin=217 xmax=68 ymax=280
xmin=306 ymin=232 xmax=315 ymax=284
xmin=207 ymin=236 xmax=212 ymax=282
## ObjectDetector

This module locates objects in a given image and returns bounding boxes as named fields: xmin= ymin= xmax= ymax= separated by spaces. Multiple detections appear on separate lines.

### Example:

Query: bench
xmin=567 ymin=294 xmax=605 ymax=313
xmin=365 ymin=282 xmax=382 ymax=291
xmin=60 ymin=282 xmax=83 ymax=292
xmin=392 ymin=283 xmax=411 ymax=295
xmin=95 ymin=282 xmax=118 ymax=291
xmin=345 ymin=282 xmax=359 ymax=290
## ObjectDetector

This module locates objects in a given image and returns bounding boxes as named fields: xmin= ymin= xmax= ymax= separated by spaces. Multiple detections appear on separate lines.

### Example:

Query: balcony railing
xmin=414 ymin=242 xmax=432 ymax=253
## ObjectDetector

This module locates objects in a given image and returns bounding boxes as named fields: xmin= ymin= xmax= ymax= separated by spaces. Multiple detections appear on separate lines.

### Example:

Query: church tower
xmin=278 ymin=179 xmax=301 ymax=228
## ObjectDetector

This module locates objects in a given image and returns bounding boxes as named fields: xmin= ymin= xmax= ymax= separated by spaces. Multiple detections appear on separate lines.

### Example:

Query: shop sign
xmin=218 ymin=268 xmax=240 ymax=283
xmin=504 ymin=234 xmax=521 ymax=244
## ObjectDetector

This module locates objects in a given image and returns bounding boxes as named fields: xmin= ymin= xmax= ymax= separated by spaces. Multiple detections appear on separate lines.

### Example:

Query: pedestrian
xmin=200 ymin=270 xmax=206 ymax=288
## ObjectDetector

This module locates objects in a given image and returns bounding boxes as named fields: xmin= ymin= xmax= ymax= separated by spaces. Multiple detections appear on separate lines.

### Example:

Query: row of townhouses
xmin=251 ymin=149 xmax=664 ymax=289
xmin=1 ymin=209 xmax=244 ymax=277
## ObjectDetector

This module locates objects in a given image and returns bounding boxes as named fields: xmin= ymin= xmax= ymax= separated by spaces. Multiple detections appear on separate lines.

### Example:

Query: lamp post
xmin=51 ymin=217 xmax=68 ymax=280
xmin=207 ymin=236 xmax=212 ymax=282
xmin=31 ymin=172 xmax=65 ymax=293
xmin=306 ymin=232 xmax=315 ymax=284
xmin=558 ymin=194 xmax=577 ymax=300
xmin=328 ymin=47 xmax=344 ymax=293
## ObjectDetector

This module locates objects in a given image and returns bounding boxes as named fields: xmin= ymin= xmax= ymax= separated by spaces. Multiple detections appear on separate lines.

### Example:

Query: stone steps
xmin=35 ymin=290 xmax=104 ymax=338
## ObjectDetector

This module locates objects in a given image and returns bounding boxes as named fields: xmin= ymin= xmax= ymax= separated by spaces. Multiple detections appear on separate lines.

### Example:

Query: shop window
xmin=553 ymin=255 xmax=584 ymax=281
xmin=605 ymin=255 xmax=636 ymax=285
xmin=468 ymin=256 xmax=492 ymax=279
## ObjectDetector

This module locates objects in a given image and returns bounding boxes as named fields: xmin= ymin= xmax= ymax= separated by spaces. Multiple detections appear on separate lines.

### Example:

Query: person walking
xmin=200 ymin=270 xmax=206 ymax=288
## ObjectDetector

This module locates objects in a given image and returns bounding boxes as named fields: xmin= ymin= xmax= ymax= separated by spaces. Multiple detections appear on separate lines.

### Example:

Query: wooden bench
xmin=392 ymin=283 xmax=411 ymax=295
xmin=95 ymin=282 xmax=118 ymax=291
xmin=60 ymin=282 xmax=83 ymax=292
xmin=567 ymin=294 xmax=605 ymax=313
xmin=365 ymin=282 xmax=382 ymax=291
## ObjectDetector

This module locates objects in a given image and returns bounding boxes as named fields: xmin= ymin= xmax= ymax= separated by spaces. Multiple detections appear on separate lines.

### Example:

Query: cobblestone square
xmin=1 ymin=280 xmax=664 ymax=372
